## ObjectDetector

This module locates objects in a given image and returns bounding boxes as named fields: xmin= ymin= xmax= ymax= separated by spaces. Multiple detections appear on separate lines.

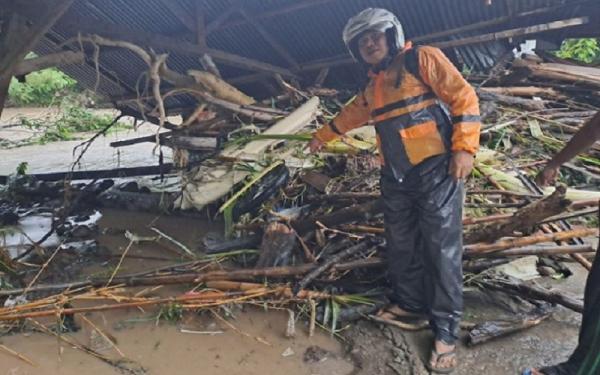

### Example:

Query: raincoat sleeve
xmin=314 ymin=92 xmax=371 ymax=143
xmin=417 ymin=46 xmax=481 ymax=155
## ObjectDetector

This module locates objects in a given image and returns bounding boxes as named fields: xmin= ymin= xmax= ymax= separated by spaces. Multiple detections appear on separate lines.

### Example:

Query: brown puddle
xmin=1 ymin=308 xmax=353 ymax=375
xmin=1 ymin=209 xmax=354 ymax=375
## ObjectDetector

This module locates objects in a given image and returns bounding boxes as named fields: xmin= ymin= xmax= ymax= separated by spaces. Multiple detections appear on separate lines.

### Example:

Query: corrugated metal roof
xmin=32 ymin=0 xmax=596 ymax=114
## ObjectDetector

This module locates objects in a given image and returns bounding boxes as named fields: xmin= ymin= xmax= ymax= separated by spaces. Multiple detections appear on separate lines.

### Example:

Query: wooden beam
xmin=237 ymin=7 xmax=299 ymax=69
xmin=206 ymin=48 xmax=297 ymax=78
xmin=432 ymin=17 xmax=589 ymax=49
xmin=209 ymin=0 xmax=339 ymax=33
xmin=205 ymin=6 xmax=239 ymax=34
xmin=0 ymin=0 xmax=75 ymax=116
xmin=226 ymin=11 xmax=592 ymax=85
xmin=58 ymin=18 xmax=297 ymax=78
xmin=313 ymin=67 xmax=330 ymax=87
xmin=13 ymin=51 xmax=85 ymax=76
xmin=155 ymin=0 xmax=196 ymax=32
xmin=196 ymin=3 xmax=207 ymax=49
xmin=0 ymin=0 xmax=74 ymax=79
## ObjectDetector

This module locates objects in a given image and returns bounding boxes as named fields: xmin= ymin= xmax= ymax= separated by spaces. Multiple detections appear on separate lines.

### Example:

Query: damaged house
xmin=0 ymin=0 xmax=599 ymax=374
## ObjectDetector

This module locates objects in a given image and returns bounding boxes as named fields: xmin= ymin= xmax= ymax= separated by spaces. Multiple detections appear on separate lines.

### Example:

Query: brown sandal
xmin=427 ymin=348 xmax=457 ymax=374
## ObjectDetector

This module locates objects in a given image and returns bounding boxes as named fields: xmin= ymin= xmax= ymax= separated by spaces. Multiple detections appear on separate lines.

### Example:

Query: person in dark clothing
xmin=527 ymin=112 xmax=600 ymax=375
xmin=308 ymin=8 xmax=481 ymax=373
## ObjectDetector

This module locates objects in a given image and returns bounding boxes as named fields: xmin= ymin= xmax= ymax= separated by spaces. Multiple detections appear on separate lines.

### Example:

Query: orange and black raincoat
xmin=315 ymin=45 xmax=480 ymax=180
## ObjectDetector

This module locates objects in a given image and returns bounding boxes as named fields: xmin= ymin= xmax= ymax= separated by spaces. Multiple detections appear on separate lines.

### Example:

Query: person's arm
xmin=536 ymin=112 xmax=600 ymax=186
xmin=309 ymin=92 xmax=370 ymax=152
xmin=418 ymin=46 xmax=481 ymax=179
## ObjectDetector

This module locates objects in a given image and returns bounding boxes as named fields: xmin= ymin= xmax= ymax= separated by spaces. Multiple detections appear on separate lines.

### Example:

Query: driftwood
xmin=292 ymin=199 xmax=384 ymax=234
xmin=465 ymin=228 xmax=597 ymax=254
xmin=479 ymin=86 xmax=563 ymax=99
xmin=0 ymin=257 xmax=384 ymax=297
xmin=203 ymin=233 xmax=261 ymax=254
xmin=479 ymin=277 xmax=583 ymax=313
xmin=294 ymin=239 xmax=376 ymax=294
xmin=466 ymin=310 xmax=551 ymax=346
xmin=464 ymin=185 xmax=571 ymax=244
xmin=255 ymin=223 xmax=296 ymax=267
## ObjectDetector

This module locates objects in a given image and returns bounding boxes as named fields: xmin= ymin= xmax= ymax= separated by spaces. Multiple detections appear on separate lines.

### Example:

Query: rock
xmin=304 ymin=345 xmax=332 ymax=363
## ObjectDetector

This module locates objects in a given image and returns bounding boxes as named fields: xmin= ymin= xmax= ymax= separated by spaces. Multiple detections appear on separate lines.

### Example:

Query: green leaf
xmin=528 ymin=119 xmax=544 ymax=139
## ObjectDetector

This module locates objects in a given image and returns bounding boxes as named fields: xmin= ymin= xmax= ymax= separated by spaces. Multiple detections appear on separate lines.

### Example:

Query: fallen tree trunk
xmin=464 ymin=185 xmax=571 ymax=244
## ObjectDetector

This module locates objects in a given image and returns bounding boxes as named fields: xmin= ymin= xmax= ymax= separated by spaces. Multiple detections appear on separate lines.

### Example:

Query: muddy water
xmin=1 ymin=209 xmax=355 ymax=375
xmin=1 ymin=309 xmax=353 ymax=375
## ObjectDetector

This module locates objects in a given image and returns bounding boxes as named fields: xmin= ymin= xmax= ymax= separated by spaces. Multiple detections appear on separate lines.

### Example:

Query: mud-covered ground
xmin=0 ymin=109 xmax=588 ymax=374
xmin=1 ymin=209 xmax=587 ymax=375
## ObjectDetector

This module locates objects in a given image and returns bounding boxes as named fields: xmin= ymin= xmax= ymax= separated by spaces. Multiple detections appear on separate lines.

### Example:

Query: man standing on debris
xmin=309 ymin=8 xmax=481 ymax=373
xmin=527 ymin=112 xmax=600 ymax=375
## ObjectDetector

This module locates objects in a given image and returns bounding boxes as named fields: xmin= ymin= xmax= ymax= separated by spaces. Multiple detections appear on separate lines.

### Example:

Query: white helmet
xmin=343 ymin=8 xmax=405 ymax=61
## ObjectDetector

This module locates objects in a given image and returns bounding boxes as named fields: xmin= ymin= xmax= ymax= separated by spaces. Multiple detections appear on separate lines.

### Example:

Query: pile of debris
xmin=0 ymin=49 xmax=599 ymax=365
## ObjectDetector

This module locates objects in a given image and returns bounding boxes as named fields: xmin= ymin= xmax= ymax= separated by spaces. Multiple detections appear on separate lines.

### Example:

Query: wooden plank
xmin=432 ymin=17 xmax=589 ymax=49
xmin=237 ymin=8 xmax=299 ymax=69
xmin=0 ymin=164 xmax=175 ymax=184
xmin=13 ymin=51 xmax=85 ymax=76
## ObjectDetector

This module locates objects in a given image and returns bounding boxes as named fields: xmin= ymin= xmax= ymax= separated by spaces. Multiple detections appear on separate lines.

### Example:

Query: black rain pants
xmin=540 ymin=242 xmax=600 ymax=375
xmin=381 ymin=155 xmax=464 ymax=344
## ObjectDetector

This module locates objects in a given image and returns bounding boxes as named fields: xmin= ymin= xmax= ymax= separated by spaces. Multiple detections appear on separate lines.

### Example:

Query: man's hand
xmin=535 ymin=163 xmax=559 ymax=187
xmin=308 ymin=136 xmax=325 ymax=153
xmin=449 ymin=151 xmax=474 ymax=180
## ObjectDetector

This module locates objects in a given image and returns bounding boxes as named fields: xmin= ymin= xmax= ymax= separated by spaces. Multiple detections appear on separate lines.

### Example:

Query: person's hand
xmin=308 ymin=136 xmax=325 ymax=153
xmin=535 ymin=163 xmax=559 ymax=187
xmin=449 ymin=151 xmax=474 ymax=180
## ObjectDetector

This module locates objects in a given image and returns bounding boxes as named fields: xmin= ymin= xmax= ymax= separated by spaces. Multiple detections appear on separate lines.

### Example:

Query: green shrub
xmin=8 ymin=53 xmax=78 ymax=106
xmin=19 ymin=97 xmax=125 ymax=144
xmin=556 ymin=38 xmax=600 ymax=64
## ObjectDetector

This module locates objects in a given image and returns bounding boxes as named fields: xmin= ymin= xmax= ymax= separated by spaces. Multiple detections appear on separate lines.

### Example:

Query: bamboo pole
xmin=465 ymin=228 xmax=597 ymax=254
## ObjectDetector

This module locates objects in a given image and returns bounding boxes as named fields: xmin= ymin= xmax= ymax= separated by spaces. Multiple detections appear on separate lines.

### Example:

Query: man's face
xmin=358 ymin=30 xmax=389 ymax=66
